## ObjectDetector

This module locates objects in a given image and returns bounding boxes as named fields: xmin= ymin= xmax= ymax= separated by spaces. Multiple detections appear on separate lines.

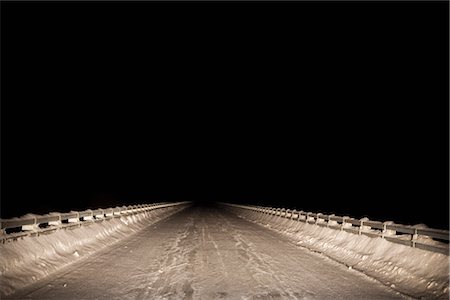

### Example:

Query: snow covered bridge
xmin=1 ymin=203 xmax=448 ymax=299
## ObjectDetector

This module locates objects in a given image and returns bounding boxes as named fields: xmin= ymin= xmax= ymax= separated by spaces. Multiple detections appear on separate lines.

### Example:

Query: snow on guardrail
xmin=221 ymin=202 xmax=449 ymax=299
xmin=0 ymin=202 xmax=190 ymax=242
xmin=0 ymin=201 xmax=191 ymax=296
xmin=222 ymin=203 xmax=449 ymax=254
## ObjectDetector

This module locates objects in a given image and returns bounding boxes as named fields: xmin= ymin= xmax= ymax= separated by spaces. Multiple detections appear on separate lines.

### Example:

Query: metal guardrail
xmin=0 ymin=201 xmax=191 ymax=242
xmin=221 ymin=203 xmax=449 ymax=255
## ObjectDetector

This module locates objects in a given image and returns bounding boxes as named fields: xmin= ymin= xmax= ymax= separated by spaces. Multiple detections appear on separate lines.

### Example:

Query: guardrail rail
xmin=0 ymin=201 xmax=191 ymax=242
xmin=221 ymin=203 xmax=449 ymax=255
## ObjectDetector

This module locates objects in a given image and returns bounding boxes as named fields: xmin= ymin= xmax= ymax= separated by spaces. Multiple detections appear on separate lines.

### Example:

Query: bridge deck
xmin=10 ymin=206 xmax=405 ymax=299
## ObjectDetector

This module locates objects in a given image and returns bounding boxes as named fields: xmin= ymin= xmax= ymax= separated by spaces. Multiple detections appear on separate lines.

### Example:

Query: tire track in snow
xmin=215 ymin=212 xmax=305 ymax=299
xmin=205 ymin=224 xmax=228 ymax=278
xmin=138 ymin=216 xmax=198 ymax=299
xmin=187 ymin=209 xmax=234 ymax=299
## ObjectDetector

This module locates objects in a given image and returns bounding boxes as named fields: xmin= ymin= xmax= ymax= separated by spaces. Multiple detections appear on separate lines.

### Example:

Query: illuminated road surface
xmin=10 ymin=206 xmax=406 ymax=299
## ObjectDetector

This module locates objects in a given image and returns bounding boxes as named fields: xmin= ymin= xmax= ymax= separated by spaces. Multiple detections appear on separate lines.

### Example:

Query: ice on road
xmin=10 ymin=206 xmax=405 ymax=299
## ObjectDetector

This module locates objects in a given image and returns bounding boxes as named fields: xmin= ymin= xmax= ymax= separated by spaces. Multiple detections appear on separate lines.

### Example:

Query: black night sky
xmin=2 ymin=2 xmax=449 ymax=229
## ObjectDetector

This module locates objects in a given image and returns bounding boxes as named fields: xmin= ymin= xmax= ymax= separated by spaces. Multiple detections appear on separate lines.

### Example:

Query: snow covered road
xmin=9 ymin=206 xmax=407 ymax=299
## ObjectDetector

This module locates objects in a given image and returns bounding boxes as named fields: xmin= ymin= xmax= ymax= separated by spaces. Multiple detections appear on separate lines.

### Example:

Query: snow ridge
xmin=0 ymin=204 xmax=189 ymax=297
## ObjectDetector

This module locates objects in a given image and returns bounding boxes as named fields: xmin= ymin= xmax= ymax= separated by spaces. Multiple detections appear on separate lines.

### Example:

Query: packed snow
xmin=1 ymin=205 xmax=419 ymax=299
xmin=225 ymin=205 xmax=449 ymax=299
xmin=0 ymin=204 xmax=187 ymax=297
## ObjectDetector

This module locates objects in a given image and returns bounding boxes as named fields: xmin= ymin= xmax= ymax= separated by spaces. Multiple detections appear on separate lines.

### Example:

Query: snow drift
xmin=0 ymin=204 xmax=189 ymax=297
xmin=225 ymin=205 xmax=449 ymax=300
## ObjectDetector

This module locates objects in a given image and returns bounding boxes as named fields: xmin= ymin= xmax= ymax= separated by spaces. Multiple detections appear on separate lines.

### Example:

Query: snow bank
xmin=0 ymin=205 xmax=188 ymax=297
xmin=228 ymin=207 xmax=449 ymax=299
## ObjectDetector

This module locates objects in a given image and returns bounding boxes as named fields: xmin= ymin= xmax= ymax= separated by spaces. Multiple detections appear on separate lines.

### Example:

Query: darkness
xmin=1 ymin=1 xmax=449 ymax=229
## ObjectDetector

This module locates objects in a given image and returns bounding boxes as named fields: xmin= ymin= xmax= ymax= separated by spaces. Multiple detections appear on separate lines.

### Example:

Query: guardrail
xmin=0 ymin=201 xmax=191 ymax=242
xmin=221 ymin=203 xmax=449 ymax=255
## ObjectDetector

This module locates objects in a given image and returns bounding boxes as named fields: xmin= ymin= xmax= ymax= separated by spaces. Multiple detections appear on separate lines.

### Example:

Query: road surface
xmin=9 ymin=205 xmax=406 ymax=299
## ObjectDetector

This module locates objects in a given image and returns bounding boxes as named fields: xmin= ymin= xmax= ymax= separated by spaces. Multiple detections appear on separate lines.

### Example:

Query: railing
xmin=221 ymin=203 xmax=449 ymax=255
xmin=0 ymin=201 xmax=191 ymax=242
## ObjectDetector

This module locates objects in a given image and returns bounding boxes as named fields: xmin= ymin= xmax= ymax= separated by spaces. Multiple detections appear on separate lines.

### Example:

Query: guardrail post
xmin=412 ymin=228 xmax=418 ymax=248
xmin=286 ymin=209 xmax=291 ymax=219
xmin=340 ymin=217 xmax=346 ymax=230
xmin=382 ymin=221 xmax=396 ymax=238
xmin=22 ymin=217 xmax=39 ymax=232
xmin=327 ymin=214 xmax=338 ymax=227
xmin=68 ymin=212 xmax=80 ymax=223
xmin=49 ymin=213 xmax=62 ymax=226
xmin=359 ymin=217 xmax=370 ymax=234
xmin=315 ymin=213 xmax=322 ymax=225
xmin=83 ymin=210 xmax=94 ymax=221
xmin=95 ymin=210 xmax=104 ymax=220
xmin=291 ymin=209 xmax=297 ymax=220
xmin=341 ymin=216 xmax=352 ymax=230
xmin=105 ymin=209 xmax=113 ymax=218
xmin=359 ymin=219 xmax=363 ymax=235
